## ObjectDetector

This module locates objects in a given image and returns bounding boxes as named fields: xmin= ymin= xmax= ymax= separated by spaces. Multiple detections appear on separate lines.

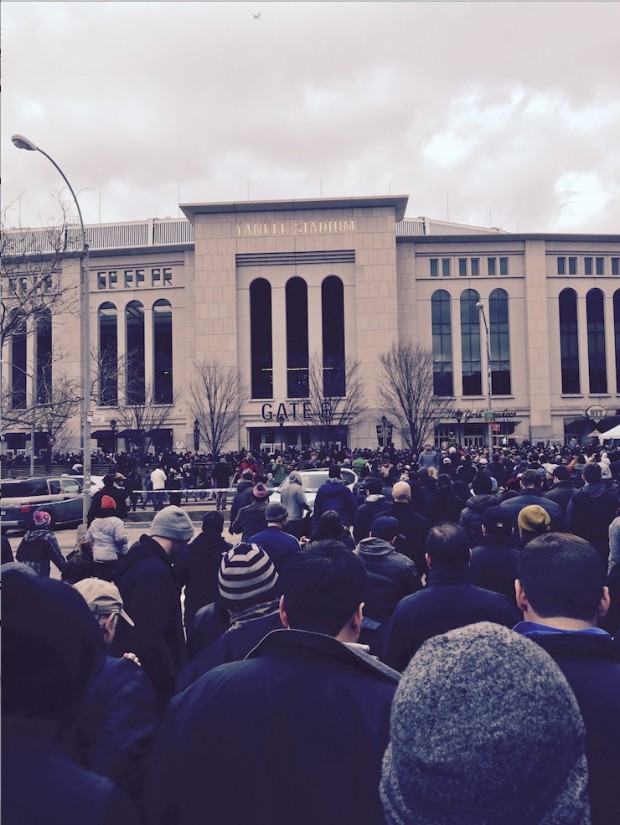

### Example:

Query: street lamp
xmin=110 ymin=418 xmax=117 ymax=455
xmin=276 ymin=412 xmax=286 ymax=454
xmin=12 ymin=134 xmax=91 ymax=525
xmin=193 ymin=419 xmax=200 ymax=453
xmin=476 ymin=301 xmax=493 ymax=451
xmin=454 ymin=408 xmax=463 ymax=447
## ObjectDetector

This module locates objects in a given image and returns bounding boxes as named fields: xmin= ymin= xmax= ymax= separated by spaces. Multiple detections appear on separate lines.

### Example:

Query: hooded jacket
xmin=353 ymin=495 xmax=392 ymax=542
xmin=113 ymin=535 xmax=186 ymax=705
xmin=458 ymin=493 xmax=498 ymax=547
xmin=354 ymin=537 xmax=421 ymax=623
xmin=280 ymin=471 xmax=309 ymax=521
xmin=311 ymin=477 xmax=358 ymax=528
xmin=566 ymin=483 xmax=619 ymax=563
xmin=174 ymin=532 xmax=232 ymax=631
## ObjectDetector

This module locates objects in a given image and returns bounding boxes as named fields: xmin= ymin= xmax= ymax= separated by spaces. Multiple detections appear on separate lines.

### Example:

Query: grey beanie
xmin=381 ymin=622 xmax=590 ymax=825
xmin=150 ymin=505 xmax=194 ymax=542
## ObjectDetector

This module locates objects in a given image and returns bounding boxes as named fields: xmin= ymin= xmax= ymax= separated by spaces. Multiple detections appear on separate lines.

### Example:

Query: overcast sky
xmin=3 ymin=1 xmax=619 ymax=233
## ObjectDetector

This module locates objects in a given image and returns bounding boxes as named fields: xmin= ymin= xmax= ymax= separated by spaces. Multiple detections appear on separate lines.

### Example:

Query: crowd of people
xmin=2 ymin=438 xmax=620 ymax=824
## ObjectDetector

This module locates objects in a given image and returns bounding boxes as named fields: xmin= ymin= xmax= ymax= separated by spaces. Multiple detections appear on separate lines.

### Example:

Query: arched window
xmin=614 ymin=290 xmax=620 ymax=393
xmin=126 ymin=301 xmax=145 ymax=404
xmin=153 ymin=299 xmax=173 ymax=404
xmin=559 ymin=289 xmax=580 ymax=393
xmin=250 ymin=279 xmax=273 ymax=399
xmin=322 ymin=276 xmax=345 ymax=396
xmin=98 ymin=302 xmax=118 ymax=405
xmin=10 ymin=311 xmax=27 ymax=409
xmin=36 ymin=309 xmax=52 ymax=404
xmin=286 ymin=277 xmax=309 ymax=398
xmin=460 ymin=289 xmax=482 ymax=396
xmin=586 ymin=289 xmax=607 ymax=393
xmin=489 ymin=289 xmax=511 ymax=395
xmin=431 ymin=290 xmax=453 ymax=396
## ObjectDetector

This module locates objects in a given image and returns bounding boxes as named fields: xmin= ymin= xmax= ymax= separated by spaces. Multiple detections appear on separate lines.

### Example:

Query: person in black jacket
xmin=230 ymin=482 xmax=271 ymax=541
xmin=514 ymin=532 xmax=620 ymax=825
xmin=382 ymin=481 xmax=429 ymax=576
xmin=113 ymin=506 xmax=195 ymax=707
xmin=353 ymin=476 xmax=392 ymax=542
xmin=382 ymin=522 xmax=520 ymax=672
xmin=228 ymin=470 xmax=254 ymax=525
xmin=469 ymin=505 xmax=520 ymax=604
xmin=544 ymin=464 xmax=578 ymax=515
xmin=311 ymin=464 xmax=358 ymax=529
xmin=88 ymin=473 xmax=128 ymax=525
xmin=145 ymin=541 xmax=400 ymax=825
xmin=174 ymin=510 xmax=232 ymax=634
xmin=566 ymin=462 xmax=619 ymax=565
xmin=354 ymin=516 xmax=422 ymax=657
xmin=2 ymin=567 xmax=139 ymax=825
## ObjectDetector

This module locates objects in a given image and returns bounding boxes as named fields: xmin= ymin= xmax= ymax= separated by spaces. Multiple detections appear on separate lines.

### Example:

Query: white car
xmin=61 ymin=474 xmax=106 ymax=495
xmin=269 ymin=468 xmax=358 ymax=511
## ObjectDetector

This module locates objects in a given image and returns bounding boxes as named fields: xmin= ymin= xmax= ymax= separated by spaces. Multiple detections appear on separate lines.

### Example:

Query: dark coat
xmin=174 ymin=532 xmax=232 ymax=632
xmin=566 ymin=483 xmax=619 ymax=563
xmin=187 ymin=601 xmax=230 ymax=658
xmin=246 ymin=526 xmax=300 ymax=572
xmin=470 ymin=534 xmax=520 ymax=604
xmin=459 ymin=494 xmax=498 ymax=547
xmin=88 ymin=484 xmax=128 ymax=525
xmin=382 ymin=566 xmax=521 ymax=672
xmin=229 ymin=480 xmax=254 ymax=525
xmin=353 ymin=537 xmax=421 ymax=624
xmin=544 ymin=480 xmax=579 ymax=515
xmin=176 ymin=610 xmax=284 ymax=693
xmin=519 ymin=629 xmax=620 ymax=825
xmin=311 ymin=478 xmax=358 ymax=528
xmin=145 ymin=629 xmax=399 ymax=825
xmin=230 ymin=499 xmax=270 ymax=541
xmin=425 ymin=487 xmax=466 ymax=526
xmin=3 ymin=717 xmax=139 ymax=825
xmin=65 ymin=654 xmax=159 ymax=805
xmin=382 ymin=501 xmax=429 ymax=575
xmin=113 ymin=536 xmax=186 ymax=705
xmin=353 ymin=495 xmax=392 ymax=543
xmin=498 ymin=488 xmax=565 ymax=531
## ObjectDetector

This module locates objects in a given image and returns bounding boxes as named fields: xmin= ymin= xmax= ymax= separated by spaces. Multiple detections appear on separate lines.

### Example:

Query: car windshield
xmin=1 ymin=479 xmax=48 ymax=497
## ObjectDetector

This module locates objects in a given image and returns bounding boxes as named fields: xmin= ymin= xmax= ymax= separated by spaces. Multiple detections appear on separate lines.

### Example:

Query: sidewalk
xmin=124 ymin=497 xmax=230 ymax=524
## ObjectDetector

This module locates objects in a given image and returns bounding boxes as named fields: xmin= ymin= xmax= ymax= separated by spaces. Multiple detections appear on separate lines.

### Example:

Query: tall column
xmin=452 ymin=294 xmax=463 ymax=399
xmin=271 ymin=284 xmax=286 ymax=400
xmin=307 ymin=284 xmax=323 ymax=367
xmin=577 ymin=291 xmax=590 ymax=397
xmin=116 ymin=301 xmax=127 ymax=404
xmin=604 ymin=293 xmax=616 ymax=396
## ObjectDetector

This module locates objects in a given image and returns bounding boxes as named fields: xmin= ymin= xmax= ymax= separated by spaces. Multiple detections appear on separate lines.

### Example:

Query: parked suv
xmin=0 ymin=476 xmax=83 ymax=531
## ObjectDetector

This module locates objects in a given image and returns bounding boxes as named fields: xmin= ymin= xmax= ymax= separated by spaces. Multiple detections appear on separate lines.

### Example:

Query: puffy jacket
xmin=354 ymin=537 xmax=421 ymax=623
xmin=86 ymin=516 xmax=129 ymax=562
xmin=459 ymin=494 xmax=498 ymax=547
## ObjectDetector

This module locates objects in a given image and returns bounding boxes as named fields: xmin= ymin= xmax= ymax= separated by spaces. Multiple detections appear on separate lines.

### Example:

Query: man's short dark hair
xmin=472 ymin=473 xmax=493 ymax=495
xmin=425 ymin=523 xmax=470 ymax=566
xmin=364 ymin=476 xmax=383 ymax=495
xmin=520 ymin=469 xmax=542 ymax=489
xmin=279 ymin=540 xmax=366 ymax=636
xmin=553 ymin=465 xmax=570 ymax=482
xmin=518 ymin=533 xmax=605 ymax=621
xmin=583 ymin=463 xmax=602 ymax=484
xmin=328 ymin=465 xmax=342 ymax=479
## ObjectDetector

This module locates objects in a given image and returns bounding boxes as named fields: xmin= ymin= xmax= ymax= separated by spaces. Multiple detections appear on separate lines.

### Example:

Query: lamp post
xmin=476 ymin=301 xmax=493 ymax=451
xmin=12 ymin=134 xmax=91 ymax=525
xmin=381 ymin=415 xmax=388 ymax=450
xmin=276 ymin=412 xmax=286 ymax=454
xmin=110 ymin=418 xmax=117 ymax=455
xmin=193 ymin=419 xmax=200 ymax=453
xmin=454 ymin=408 xmax=463 ymax=447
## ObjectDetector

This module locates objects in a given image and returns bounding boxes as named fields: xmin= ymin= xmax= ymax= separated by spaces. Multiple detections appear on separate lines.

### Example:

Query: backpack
xmin=16 ymin=535 xmax=52 ymax=563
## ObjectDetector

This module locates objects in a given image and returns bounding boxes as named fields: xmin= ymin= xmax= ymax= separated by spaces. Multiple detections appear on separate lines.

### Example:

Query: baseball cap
xmin=72 ymin=577 xmax=134 ymax=625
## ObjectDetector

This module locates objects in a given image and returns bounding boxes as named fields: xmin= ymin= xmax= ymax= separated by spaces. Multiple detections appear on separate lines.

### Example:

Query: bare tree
xmin=1 ymin=202 xmax=80 ymax=342
xmin=190 ymin=361 xmax=247 ymax=456
xmin=304 ymin=354 xmax=364 ymax=449
xmin=378 ymin=343 xmax=453 ymax=453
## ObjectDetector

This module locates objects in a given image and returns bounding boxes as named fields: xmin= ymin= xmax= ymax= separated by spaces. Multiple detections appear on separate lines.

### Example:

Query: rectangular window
xmin=430 ymin=259 xmax=439 ymax=277
xmin=557 ymin=257 xmax=566 ymax=275
xmin=585 ymin=257 xmax=593 ymax=275
xmin=471 ymin=258 xmax=480 ymax=276
xmin=569 ymin=257 xmax=577 ymax=275
xmin=458 ymin=258 xmax=467 ymax=277
xmin=499 ymin=257 xmax=509 ymax=276
xmin=612 ymin=257 xmax=620 ymax=276
xmin=442 ymin=258 xmax=451 ymax=277
xmin=108 ymin=271 xmax=117 ymax=289
xmin=97 ymin=272 xmax=107 ymax=289
xmin=596 ymin=257 xmax=604 ymax=275
xmin=487 ymin=257 xmax=496 ymax=276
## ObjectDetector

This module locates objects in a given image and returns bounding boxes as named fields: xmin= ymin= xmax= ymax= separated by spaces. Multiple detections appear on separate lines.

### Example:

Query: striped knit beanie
xmin=218 ymin=543 xmax=279 ymax=608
